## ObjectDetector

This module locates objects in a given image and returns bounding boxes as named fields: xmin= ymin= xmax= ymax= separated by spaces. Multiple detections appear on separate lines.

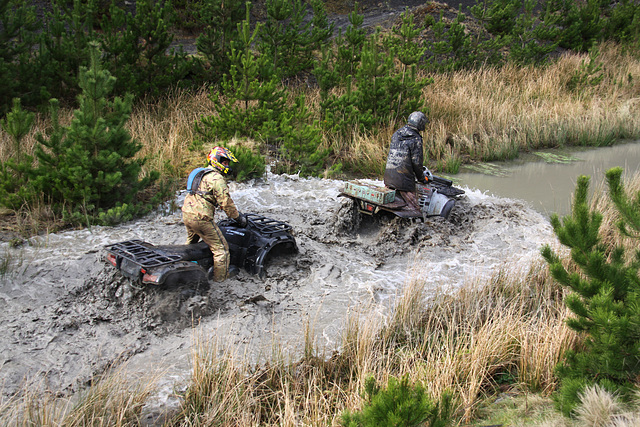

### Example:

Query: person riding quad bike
xmin=338 ymin=111 xmax=464 ymax=227
xmin=384 ymin=111 xmax=437 ymax=210
xmin=181 ymin=146 xmax=247 ymax=282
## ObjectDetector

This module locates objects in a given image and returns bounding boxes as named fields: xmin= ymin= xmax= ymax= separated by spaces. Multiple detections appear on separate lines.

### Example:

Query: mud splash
xmin=0 ymin=173 xmax=556 ymax=415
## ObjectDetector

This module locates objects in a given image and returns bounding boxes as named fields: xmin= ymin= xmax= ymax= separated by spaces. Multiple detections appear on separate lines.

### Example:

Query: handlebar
xmin=422 ymin=166 xmax=452 ymax=187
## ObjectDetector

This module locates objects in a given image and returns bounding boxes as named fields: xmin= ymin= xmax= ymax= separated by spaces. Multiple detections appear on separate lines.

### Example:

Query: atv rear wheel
xmin=334 ymin=197 xmax=361 ymax=233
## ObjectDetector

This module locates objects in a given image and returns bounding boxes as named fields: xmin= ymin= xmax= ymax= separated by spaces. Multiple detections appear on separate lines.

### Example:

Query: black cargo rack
xmin=105 ymin=239 xmax=182 ymax=268
xmin=244 ymin=214 xmax=292 ymax=236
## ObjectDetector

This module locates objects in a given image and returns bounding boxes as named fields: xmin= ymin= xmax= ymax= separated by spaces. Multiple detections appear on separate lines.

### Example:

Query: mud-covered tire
xmin=159 ymin=277 xmax=210 ymax=298
xmin=334 ymin=198 xmax=361 ymax=233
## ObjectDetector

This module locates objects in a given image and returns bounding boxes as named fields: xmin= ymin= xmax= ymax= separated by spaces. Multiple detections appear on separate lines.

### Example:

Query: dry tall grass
xmin=129 ymin=87 xmax=216 ymax=178
xmin=0 ymin=364 xmax=160 ymax=427
xmin=165 ymin=258 xmax=574 ymax=426
xmin=426 ymin=42 xmax=640 ymax=166
xmin=2 ymin=42 xmax=638 ymax=184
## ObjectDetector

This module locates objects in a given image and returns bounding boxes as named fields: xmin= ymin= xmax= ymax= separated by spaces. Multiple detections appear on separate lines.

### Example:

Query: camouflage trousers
xmin=183 ymin=214 xmax=230 ymax=282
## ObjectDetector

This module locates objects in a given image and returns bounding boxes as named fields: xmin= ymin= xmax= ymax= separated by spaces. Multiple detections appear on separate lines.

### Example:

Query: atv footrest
xmin=105 ymin=240 xmax=182 ymax=268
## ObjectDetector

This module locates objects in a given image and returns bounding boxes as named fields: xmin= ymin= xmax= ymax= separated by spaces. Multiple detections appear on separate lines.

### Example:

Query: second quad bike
xmin=104 ymin=213 xmax=297 ymax=289
xmin=339 ymin=168 xmax=466 ymax=222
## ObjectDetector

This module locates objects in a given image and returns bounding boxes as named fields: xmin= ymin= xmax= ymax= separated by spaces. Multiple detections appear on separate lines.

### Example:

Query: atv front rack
xmin=105 ymin=239 xmax=181 ymax=268
xmin=245 ymin=213 xmax=293 ymax=235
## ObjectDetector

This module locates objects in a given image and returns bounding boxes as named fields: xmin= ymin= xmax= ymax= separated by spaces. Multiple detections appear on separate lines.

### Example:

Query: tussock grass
xmin=130 ymin=86 xmax=215 ymax=179
xmin=166 ymin=258 xmax=575 ymax=425
xmin=0 ymin=364 xmax=160 ymax=426
xmin=426 ymin=43 xmax=640 ymax=165
xmin=574 ymin=384 xmax=625 ymax=426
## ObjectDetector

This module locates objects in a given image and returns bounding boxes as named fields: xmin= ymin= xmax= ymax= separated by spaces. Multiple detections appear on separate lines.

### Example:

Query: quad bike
xmin=105 ymin=213 xmax=298 ymax=289
xmin=338 ymin=168 xmax=465 ymax=225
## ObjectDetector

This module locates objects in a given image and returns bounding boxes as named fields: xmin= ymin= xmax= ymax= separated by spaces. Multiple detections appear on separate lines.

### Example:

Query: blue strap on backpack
xmin=187 ymin=167 xmax=214 ymax=195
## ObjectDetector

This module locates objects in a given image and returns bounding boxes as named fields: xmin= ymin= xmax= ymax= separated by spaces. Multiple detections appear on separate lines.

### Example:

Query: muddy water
xmin=456 ymin=140 xmax=640 ymax=217
xmin=0 ymin=171 xmax=557 ymax=421
xmin=4 ymin=139 xmax=634 ymax=411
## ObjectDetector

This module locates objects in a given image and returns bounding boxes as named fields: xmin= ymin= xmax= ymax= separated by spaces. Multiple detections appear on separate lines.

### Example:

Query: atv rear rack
xmin=105 ymin=239 xmax=181 ymax=268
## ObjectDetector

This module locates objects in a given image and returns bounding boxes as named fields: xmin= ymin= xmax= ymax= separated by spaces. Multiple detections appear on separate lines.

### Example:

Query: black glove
xmin=235 ymin=213 xmax=248 ymax=228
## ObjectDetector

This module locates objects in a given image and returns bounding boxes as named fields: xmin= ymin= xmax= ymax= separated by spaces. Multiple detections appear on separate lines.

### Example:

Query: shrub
xmin=541 ymin=168 xmax=640 ymax=416
xmin=0 ymin=43 xmax=160 ymax=226
xmin=340 ymin=375 xmax=453 ymax=427
xmin=228 ymin=143 xmax=266 ymax=182
xmin=198 ymin=4 xmax=330 ymax=176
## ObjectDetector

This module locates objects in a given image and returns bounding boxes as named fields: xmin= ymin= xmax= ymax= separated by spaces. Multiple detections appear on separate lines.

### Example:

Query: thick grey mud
xmin=0 ymin=174 xmax=556 ymax=420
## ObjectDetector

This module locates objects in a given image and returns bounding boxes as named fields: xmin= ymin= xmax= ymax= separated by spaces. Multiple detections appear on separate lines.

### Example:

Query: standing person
xmin=383 ymin=111 xmax=430 ymax=210
xmin=182 ymin=146 xmax=247 ymax=282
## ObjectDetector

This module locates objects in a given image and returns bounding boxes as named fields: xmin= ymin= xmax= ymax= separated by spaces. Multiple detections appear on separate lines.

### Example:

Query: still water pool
xmin=455 ymin=140 xmax=640 ymax=217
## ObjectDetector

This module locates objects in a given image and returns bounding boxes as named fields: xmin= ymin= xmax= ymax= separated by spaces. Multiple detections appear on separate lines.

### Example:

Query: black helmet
xmin=407 ymin=111 xmax=428 ymax=132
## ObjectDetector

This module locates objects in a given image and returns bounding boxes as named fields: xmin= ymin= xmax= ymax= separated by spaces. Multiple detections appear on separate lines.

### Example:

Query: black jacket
xmin=383 ymin=125 xmax=427 ymax=192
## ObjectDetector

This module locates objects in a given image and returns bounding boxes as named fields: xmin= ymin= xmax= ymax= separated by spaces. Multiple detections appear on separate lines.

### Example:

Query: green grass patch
xmin=532 ymin=152 xmax=580 ymax=164
xmin=463 ymin=163 xmax=511 ymax=177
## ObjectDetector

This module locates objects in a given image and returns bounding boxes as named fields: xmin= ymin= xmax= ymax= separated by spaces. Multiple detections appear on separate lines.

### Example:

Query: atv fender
xmin=218 ymin=214 xmax=298 ymax=278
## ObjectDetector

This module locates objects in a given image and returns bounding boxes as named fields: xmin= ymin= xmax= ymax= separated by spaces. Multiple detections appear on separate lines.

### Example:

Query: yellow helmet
xmin=207 ymin=146 xmax=238 ymax=175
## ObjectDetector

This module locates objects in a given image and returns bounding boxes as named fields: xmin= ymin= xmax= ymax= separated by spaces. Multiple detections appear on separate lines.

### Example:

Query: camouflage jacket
xmin=383 ymin=125 xmax=427 ymax=192
xmin=181 ymin=167 xmax=239 ymax=221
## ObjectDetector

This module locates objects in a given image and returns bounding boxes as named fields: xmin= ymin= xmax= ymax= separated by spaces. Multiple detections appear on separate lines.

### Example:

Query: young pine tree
xmin=340 ymin=375 xmax=452 ymax=427
xmin=195 ymin=0 xmax=245 ymax=80
xmin=542 ymin=0 xmax=606 ymax=52
xmin=198 ymin=4 xmax=287 ymax=141
xmin=0 ymin=0 xmax=42 ymax=113
xmin=37 ymin=0 xmax=98 ymax=103
xmin=1 ymin=98 xmax=34 ymax=161
xmin=198 ymin=4 xmax=328 ymax=177
xmin=257 ymin=0 xmax=333 ymax=79
xmin=34 ymin=43 xmax=157 ymax=224
xmin=423 ymin=9 xmax=478 ymax=72
xmin=602 ymin=0 xmax=640 ymax=46
xmin=99 ymin=0 xmax=191 ymax=98
xmin=0 ymin=98 xmax=38 ymax=210
xmin=541 ymin=170 xmax=640 ymax=416
xmin=312 ymin=5 xmax=365 ymax=138
xmin=383 ymin=8 xmax=432 ymax=121
xmin=312 ymin=2 xmax=365 ymax=97
xmin=335 ymin=5 xmax=367 ymax=83
xmin=353 ymin=31 xmax=428 ymax=130
xmin=508 ymin=0 xmax=559 ymax=65
xmin=470 ymin=0 xmax=521 ymax=37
